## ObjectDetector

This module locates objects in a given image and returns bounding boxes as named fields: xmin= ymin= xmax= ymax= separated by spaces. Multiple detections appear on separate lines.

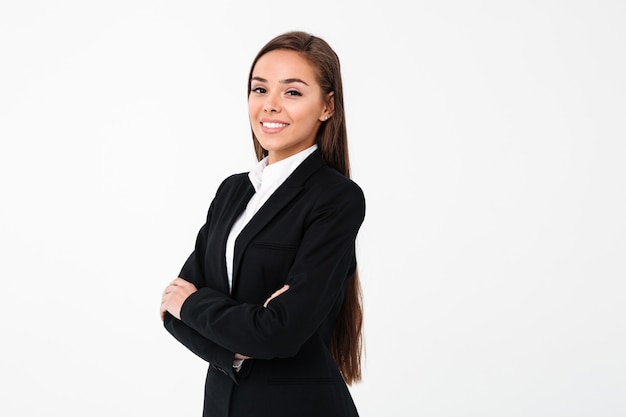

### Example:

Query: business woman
xmin=161 ymin=31 xmax=365 ymax=417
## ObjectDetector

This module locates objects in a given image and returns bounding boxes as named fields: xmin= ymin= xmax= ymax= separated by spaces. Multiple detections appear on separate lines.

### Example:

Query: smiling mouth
xmin=262 ymin=122 xmax=289 ymax=128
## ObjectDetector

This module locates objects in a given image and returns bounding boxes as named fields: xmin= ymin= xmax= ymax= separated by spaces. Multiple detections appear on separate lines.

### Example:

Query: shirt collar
xmin=248 ymin=144 xmax=318 ymax=192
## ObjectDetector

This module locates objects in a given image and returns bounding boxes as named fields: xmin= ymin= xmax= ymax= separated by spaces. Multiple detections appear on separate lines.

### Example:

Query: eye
xmin=251 ymin=86 xmax=266 ymax=94
xmin=286 ymin=90 xmax=302 ymax=96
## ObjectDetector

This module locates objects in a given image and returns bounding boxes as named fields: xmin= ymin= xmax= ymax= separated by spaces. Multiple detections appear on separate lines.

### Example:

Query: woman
xmin=161 ymin=31 xmax=365 ymax=417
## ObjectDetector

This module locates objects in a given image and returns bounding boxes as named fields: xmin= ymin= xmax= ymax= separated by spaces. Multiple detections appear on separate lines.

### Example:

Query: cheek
xmin=248 ymin=95 xmax=264 ymax=115
xmin=247 ymin=99 xmax=257 ymax=116
xmin=292 ymin=102 xmax=320 ymax=123
xmin=248 ymin=104 xmax=261 ymax=135
xmin=249 ymin=117 xmax=261 ymax=138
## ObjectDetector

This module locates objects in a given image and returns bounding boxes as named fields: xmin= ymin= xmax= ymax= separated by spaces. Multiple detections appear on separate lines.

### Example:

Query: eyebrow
xmin=251 ymin=76 xmax=309 ymax=86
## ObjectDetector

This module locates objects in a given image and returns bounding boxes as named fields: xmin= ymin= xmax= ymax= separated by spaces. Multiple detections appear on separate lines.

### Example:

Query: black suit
xmin=164 ymin=150 xmax=365 ymax=417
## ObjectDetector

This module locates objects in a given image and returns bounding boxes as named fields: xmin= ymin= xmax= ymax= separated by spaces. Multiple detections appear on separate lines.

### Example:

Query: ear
xmin=319 ymin=92 xmax=335 ymax=121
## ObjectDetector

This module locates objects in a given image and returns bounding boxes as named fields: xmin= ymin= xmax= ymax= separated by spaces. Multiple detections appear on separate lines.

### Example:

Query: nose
xmin=263 ymin=92 xmax=281 ymax=113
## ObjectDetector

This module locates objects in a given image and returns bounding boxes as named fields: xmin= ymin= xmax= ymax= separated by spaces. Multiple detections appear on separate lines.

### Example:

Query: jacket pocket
xmin=252 ymin=241 xmax=298 ymax=251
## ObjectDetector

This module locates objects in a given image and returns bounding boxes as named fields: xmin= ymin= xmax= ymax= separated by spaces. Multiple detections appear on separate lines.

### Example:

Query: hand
xmin=263 ymin=284 xmax=290 ymax=307
xmin=160 ymin=278 xmax=198 ymax=321
xmin=234 ymin=353 xmax=252 ymax=360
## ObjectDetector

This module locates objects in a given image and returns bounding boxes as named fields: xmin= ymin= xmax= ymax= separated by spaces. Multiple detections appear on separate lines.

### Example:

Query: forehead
xmin=252 ymin=49 xmax=318 ymax=83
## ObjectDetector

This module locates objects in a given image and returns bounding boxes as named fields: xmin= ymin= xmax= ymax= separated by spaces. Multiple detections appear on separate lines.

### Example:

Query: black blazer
xmin=164 ymin=150 xmax=365 ymax=417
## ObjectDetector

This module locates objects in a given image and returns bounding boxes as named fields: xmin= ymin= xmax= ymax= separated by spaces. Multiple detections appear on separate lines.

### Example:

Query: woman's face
xmin=249 ymin=49 xmax=332 ymax=164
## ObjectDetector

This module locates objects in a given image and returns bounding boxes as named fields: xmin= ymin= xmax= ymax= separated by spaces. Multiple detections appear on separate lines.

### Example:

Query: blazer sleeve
xmin=163 ymin=180 xmax=239 ymax=381
xmin=163 ymin=313 xmax=238 ymax=380
xmin=178 ymin=179 xmax=366 ymax=360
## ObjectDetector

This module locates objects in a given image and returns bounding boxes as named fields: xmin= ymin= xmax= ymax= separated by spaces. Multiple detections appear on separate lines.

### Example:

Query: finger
xmin=171 ymin=277 xmax=189 ymax=286
xmin=175 ymin=278 xmax=197 ymax=291
xmin=163 ymin=283 xmax=182 ymax=294
xmin=272 ymin=284 xmax=290 ymax=297
xmin=264 ymin=285 xmax=290 ymax=307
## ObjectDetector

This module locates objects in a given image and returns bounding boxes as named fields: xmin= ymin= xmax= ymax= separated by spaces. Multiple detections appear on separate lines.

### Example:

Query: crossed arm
xmin=161 ymin=177 xmax=364 ymax=369
xmin=161 ymin=279 xmax=290 ymax=360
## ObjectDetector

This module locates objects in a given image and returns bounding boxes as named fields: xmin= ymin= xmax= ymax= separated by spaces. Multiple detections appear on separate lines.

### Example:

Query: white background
xmin=1 ymin=1 xmax=625 ymax=416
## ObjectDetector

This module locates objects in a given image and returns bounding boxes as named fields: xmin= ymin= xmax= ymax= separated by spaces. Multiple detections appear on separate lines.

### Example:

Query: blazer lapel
xmin=212 ymin=177 xmax=255 ymax=293
xmin=231 ymin=150 xmax=325 ymax=290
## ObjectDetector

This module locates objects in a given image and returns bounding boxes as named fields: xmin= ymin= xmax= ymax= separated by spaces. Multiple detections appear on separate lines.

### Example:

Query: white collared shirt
xmin=224 ymin=144 xmax=318 ymax=291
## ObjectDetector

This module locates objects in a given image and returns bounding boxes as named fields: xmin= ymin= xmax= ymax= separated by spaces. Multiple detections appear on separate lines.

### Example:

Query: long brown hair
xmin=247 ymin=31 xmax=363 ymax=384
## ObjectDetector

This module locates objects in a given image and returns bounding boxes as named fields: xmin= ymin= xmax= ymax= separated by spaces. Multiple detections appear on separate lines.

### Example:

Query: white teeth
xmin=262 ymin=122 xmax=288 ymax=128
